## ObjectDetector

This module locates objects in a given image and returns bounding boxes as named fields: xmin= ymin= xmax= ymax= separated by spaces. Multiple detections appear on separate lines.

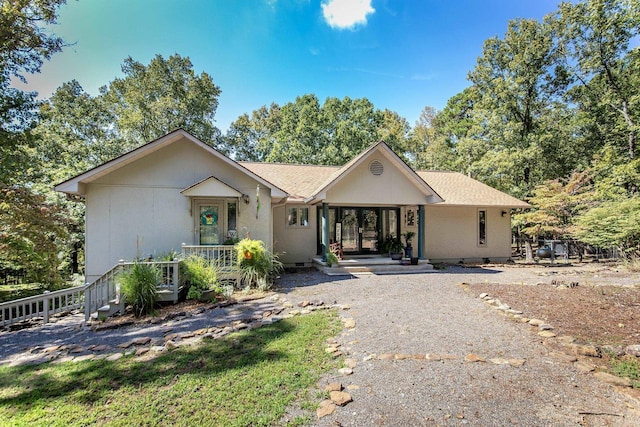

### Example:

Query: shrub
xmin=325 ymin=251 xmax=339 ymax=267
xmin=118 ymin=263 xmax=160 ymax=317
xmin=182 ymin=255 xmax=221 ymax=300
xmin=235 ymin=238 xmax=283 ymax=290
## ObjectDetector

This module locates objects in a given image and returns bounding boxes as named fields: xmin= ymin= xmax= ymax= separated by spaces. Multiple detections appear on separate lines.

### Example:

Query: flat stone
xmin=346 ymin=384 xmax=360 ymax=390
xmin=557 ymin=335 xmax=576 ymax=345
xmin=506 ymin=309 xmax=523 ymax=315
xmin=135 ymin=348 xmax=150 ymax=356
xmin=73 ymin=354 xmax=95 ymax=362
xmin=625 ymin=344 xmax=640 ymax=357
xmin=234 ymin=322 xmax=249 ymax=330
xmin=574 ymin=361 xmax=595 ymax=373
xmin=394 ymin=353 xmax=411 ymax=360
xmin=425 ymin=353 xmax=442 ymax=361
xmin=43 ymin=345 xmax=62 ymax=353
xmin=439 ymin=354 xmax=461 ymax=360
xmin=484 ymin=299 xmax=496 ymax=305
xmin=343 ymin=318 xmax=356 ymax=329
xmin=573 ymin=344 xmax=601 ymax=358
xmin=132 ymin=337 xmax=151 ymax=346
xmin=464 ymin=353 xmax=485 ymax=363
xmin=165 ymin=340 xmax=178 ymax=350
xmin=317 ymin=400 xmax=337 ymax=418
xmin=106 ymin=353 xmax=123 ymax=362
xmin=378 ymin=353 xmax=395 ymax=360
xmin=117 ymin=341 xmax=134 ymax=349
xmin=288 ymin=310 xmax=300 ymax=316
xmin=331 ymin=350 xmax=343 ymax=358
xmin=538 ymin=324 xmax=554 ymax=331
xmin=283 ymin=302 xmax=294 ymax=309
xmin=182 ymin=332 xmax=195 ymax=339
xmin=489 ymin=358 xmax=510 ymax=365
xmin=325 ymin=382 xmax=342 ymax=392
xmin=338 ymin=367 xmax=353 ymax=376
xmin=411 ymin=354 xmax=426 ymax=360
xmin=164 ymin=333 xmax=179 ymax=341
xmin=89 ymin=344 xmax=108 ymax=352
xmin=538 ymin=331 xmax=557 ymax=338
xmin=593 ymin=372 xmax=633 ymax=387
xmin=549 ymin=351 xmax=578 ymax=363
xmin=341 ymin=304 xmax=351 ymax=310
xmin=528 ymin=319 xmax=544 ymax=326
xmin=67 ymin=345 xmax=84 ymax=353
xmin=297 ymin=300 xmax=310 ymax=307
xmin=344 ymin=358 xmax=357 ymax=369
xmin=363 ymin=354 xmax=376 ymax=362
xmin=329 ymin=391 xmax=352 ymax=406
xmin=150 ymin=346 xmax=165 ymax=352
xmin=479 ymin=293 xmax=489 ymax=299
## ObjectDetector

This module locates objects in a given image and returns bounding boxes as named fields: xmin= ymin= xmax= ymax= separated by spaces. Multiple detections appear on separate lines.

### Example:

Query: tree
xmin=224 ymin=104 xmax=281 ymax=161
xmin=552 ymin=0 xmax=640 ymax=161
xmin=0 ymin=0 xmax=68 ymax=283
xmin=101 ymin=54 xmax=222 ymax=147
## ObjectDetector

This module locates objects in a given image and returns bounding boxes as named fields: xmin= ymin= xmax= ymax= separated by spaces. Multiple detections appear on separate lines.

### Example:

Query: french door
xmin=196 ymin=202 xmax=222 ymax=245
xmin=322 ymin=207 xmax=399 ymax=255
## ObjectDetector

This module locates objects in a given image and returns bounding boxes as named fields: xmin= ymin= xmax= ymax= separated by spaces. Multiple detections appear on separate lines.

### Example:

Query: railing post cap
xmin=181 ymin=242 xmax=186 ymax=246
xmin=119 ymin=259 xmax=125 ymax=263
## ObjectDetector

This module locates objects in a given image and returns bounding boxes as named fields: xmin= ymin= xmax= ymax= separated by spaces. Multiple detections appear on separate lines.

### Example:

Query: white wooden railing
xmin=0 ymin=285 xmax=85 ymax=327
xmin=84 ymin=260 xmax=181 ymax=321
xmin=181 ymin=245 xmax=237 ymax=269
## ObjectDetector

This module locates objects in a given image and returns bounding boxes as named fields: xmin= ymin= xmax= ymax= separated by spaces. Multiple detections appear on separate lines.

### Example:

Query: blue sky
xmin=15 ymin=0 xmax=563 ymax=133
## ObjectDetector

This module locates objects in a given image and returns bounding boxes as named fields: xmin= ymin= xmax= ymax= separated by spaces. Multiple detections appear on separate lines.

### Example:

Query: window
xmin=227 ymin=201 xmax=237 ymax=237
xmin=287 ymin=206 xmax=309 ymax=227
xmin=478 ymin=209 xmax=487 ymax=246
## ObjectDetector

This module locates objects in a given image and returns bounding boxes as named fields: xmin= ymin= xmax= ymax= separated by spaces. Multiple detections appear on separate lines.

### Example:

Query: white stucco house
xmin=55 ymin=129 xmax=529 ymax=282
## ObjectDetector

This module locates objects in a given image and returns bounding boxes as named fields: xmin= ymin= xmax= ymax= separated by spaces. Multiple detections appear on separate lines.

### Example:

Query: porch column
xmin=418 ymin=205 xmax=425 ymax=259
xmin=321 ymin=202 xmax=329 ymax=262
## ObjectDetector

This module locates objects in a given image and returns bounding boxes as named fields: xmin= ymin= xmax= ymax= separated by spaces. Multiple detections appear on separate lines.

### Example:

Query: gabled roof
xmin=181 ymin=176 xmax=244 ymax=198
xmin=302 ymin=141 xmax=444 ymax=204
xmin=417 ymin=171 xmax=531 ymax=208
xmin=54 ymin=129 xmax=288 ymax=198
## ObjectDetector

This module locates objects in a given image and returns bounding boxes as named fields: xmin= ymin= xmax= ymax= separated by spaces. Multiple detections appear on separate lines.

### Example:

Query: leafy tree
xmin=101 ymin=54 xmax=222 ymax=147
xmin=0 ymin=0 xmax=68 ymax=283
xmin=224 ymin=103 xmax=281 ymax=161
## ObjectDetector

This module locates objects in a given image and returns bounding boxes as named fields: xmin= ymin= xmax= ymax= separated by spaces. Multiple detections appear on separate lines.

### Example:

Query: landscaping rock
xmin=317 ymin=400 xmax=337 ymax=418
xmin=625 ymin=344 xmax=640 ymax=357
xmin=338 ymin=367 xmax=353 ymax=376
xmin=343 ymin=318 xmax=356 ymax=329
xmin=572 ymin=343 xmax=601 ymax=358
xmin=329 ymin=390 xmax=353 ymax=406
xmin=464 ymin=353 xmax=485 ymax=363
xmin=593 ymin=372 xmax=633 ymax=387
xmin=325 ymin=382 xmax=342 ymax=392
xmin=344 ymin=358 xmax=357 ymax=369
xmin=538 ymin=331 xmax=557 ymax=338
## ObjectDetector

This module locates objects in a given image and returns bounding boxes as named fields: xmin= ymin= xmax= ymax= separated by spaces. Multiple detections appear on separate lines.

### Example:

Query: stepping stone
xmin=465 ymin=353 xmax=485 ymax=363
xmin=425 ymin=353 xmax=442 ymax=361
xmin=395 ymin=354 xmax=411 ymax=360
xmin=378 ymin=353 xmax=395 ymax=360
xmin=508 ymin=358 xmax=526 ymax=367
xmin=343 ymin=318 xmax=356 ymax=329
xmin=329 ymin=391 xmax=352 ymax=406
xmin=106 ymin=353 xmax=123 ymax=362
xmin=317 ymin=400 xmax=337 ymax=418
xmin=346 ymin=384 xmax=360 ymax=390
xmin=132 ymin=337 xmax=151 ymax=345
xmin=338 ymin=367 xmax=353 ymax=376
xmin=344 ymin=358 xmax=357 ymax=369
xmin=538 ymin=331 xmax=557 ymax=338
xmin=324 ymin=382 xmax=342 ymax=392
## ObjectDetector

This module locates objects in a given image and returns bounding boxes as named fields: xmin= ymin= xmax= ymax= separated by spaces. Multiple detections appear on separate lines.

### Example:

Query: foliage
xmin=117 ymin=263 xmax=160 ymax=317
xmin=610 ymin=355 xmax=640 ymax=389
xmin=402 ymin=231 xmax=416 ymax=247
xmin=572 ymin=196 xmax=640 ymax=257
xmin=235 ymin=239 xmax=283 ymax=290
xmin=325 ymin=251 xmax=339 ymax=267
xmin=101 ymin=54 xmax=222 ymax=147
xmin=182 ymin=255 xmax=221 ymax=300
xmin=0 ymin=311 xmax=342 ymax=426
xmin=380 ymin=234 xmax=403 ymax=254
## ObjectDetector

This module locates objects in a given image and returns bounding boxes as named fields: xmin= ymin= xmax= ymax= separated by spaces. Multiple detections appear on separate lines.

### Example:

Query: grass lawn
xmin=0 ymin=311 xmax=341 ymax=426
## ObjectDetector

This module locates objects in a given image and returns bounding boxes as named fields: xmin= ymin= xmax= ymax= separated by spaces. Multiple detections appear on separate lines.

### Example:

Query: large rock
xmin=329 ymin=391 xmax=353 ymax=406
xmin=317 ymin=400 xmax=337 ymax=418
xmin=625 ymin=344 xmax=640 ymax=357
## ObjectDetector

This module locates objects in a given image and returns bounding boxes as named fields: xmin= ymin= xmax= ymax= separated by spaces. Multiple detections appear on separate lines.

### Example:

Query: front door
xmin=339 ymin=208 xmax=381 ymax=254
xmin=197 ymin=202 xmax=222 ymax=245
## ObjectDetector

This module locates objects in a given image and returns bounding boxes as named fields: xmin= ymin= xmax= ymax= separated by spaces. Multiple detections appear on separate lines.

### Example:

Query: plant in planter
xmin=235 ymin=238 xmax=283 ymax=291
xmin=182 ymin=255 xmax=221 ymax=301
xmin=403 ymin=231 xmax=416 ymax=258
xmin=381 ymin=234 xmax=404 ymax=260
xmin=325 ymin=251 xmax=339 ymax=267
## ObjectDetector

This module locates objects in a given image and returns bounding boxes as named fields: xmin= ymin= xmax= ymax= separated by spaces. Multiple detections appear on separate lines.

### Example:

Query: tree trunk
xmin=525 ymin=239 xmax=534 ymax=263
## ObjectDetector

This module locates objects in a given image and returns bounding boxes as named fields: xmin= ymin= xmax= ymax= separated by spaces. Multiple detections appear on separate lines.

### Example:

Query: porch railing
xmin=181 ymin=245 xmax=237 ymax=269
xmin=84 ymin=260 xmax=181 ymax=321
xmin=0 ymin=285 xmax=85 ymax=327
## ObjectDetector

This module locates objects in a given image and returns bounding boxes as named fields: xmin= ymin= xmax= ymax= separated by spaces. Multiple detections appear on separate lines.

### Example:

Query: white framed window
xmin=287 ymin=206 xmax=309 ymax=227
xmin=478 ymin=209 xmax=487 ymax=246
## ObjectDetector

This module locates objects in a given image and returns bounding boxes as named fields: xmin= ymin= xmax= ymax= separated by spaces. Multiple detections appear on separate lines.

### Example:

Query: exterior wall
xmin=326 ymin=156 xmax=430 ymax=205
xmin=272 ymin=204 xmax=317 ymax=266
xmin=85 ymin=137 xmax=271 ymax=282
xmin=424 ymin=206 xmax=512 ymax=262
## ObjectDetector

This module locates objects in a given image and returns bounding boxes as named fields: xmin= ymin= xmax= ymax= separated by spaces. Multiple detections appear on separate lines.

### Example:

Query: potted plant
xmin=382 ymin=234 xmax=404 ymax=260
xmin=403 ymin=231 xmax=415 ymax=258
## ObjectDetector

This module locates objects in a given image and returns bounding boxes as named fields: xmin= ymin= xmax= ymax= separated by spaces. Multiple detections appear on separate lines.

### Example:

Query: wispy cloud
xmin=328 ymin=66 xmax=404 ymax=79
xmin=321 ymin=0 xmax=375 ymax=30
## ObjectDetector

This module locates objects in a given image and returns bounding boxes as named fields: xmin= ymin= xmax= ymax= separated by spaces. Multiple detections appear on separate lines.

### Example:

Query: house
xmin=55 ymin=129 xmax=529 ymax=282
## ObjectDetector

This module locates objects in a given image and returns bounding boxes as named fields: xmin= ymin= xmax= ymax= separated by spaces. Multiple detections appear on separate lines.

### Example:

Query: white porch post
xmin=321 ymin=202 xmax=329 ymax=262
xmin=418 ymin=205 xmax=425 ymax=259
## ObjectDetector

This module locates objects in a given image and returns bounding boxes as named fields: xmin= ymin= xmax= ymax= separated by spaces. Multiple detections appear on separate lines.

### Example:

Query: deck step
xmin=316 ymin=257 xmax=435 ymax=276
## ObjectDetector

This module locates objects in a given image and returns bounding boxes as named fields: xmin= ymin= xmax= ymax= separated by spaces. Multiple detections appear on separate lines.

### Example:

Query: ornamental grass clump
xmin=235 ymin=238 xmax=283 ymax=290
xmin=118 ymin=263 xmax=160 ymax=317
xmin=182 ymin=255 xmax=221 ymax=300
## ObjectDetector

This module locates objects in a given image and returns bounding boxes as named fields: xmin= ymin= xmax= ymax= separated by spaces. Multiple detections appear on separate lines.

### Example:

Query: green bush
xmin=118 ymin=263 xmax=160 ymax=317
xmin=182 ymin=255 xmax=221 ymax=300
xmin=235 ymin=238 xmax=283 ymax=290
xmin=325 ymin=251 xmax=339 ymax=267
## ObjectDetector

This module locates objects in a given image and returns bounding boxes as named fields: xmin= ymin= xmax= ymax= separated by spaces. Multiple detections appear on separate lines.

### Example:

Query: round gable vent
xmin=369 ymin=160 xmax=384 ymax=176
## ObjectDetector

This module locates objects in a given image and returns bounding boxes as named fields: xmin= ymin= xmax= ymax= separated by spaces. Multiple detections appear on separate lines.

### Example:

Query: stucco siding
xmin=326 ymin=157 xmax=429 ymax=205
xmin=272 ymin=205 xmax=317 ymax=265
xmin=424 ymin=206 xmax=512 ymax=262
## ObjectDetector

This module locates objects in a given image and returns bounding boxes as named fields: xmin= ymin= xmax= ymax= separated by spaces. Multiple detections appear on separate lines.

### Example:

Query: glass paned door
xmin=198 ymin=203 xmax=221 ymax=245
xmin=361 ymin=209 xmax=379 ymax=253
xmin=340 ymin=209 xmax=359 ymax=252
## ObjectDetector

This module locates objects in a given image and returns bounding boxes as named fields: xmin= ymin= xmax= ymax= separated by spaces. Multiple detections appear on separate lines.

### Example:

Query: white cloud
xmin=321 ymin=0 xmax=375 ymax=30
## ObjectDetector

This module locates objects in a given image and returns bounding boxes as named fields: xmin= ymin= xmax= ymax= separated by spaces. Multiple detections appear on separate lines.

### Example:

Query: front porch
xmin=312 ymin=255 xmax=434 ymax=276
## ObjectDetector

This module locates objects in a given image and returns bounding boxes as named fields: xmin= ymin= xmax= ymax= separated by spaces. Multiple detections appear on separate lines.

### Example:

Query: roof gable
xmin=181 ymin=176 xmax=244 ymax=198
xmin=55 ymin=129 xmax=288 ymax=198
xmin=304 ymin=141 xmax=444 ymax=204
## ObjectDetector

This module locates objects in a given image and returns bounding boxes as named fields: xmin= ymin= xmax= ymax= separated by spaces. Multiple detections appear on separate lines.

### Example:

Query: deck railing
xmin=84 ymin=260 xmax=181 ymax=321
xmin=181 ymin=245 xmax=237 ymax=269
xmin=0 ymin=285 xmax=85 ymax=327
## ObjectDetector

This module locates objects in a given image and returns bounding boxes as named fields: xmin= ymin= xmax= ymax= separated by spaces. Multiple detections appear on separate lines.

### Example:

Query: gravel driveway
xmin=276 ymin=267 xmax=640 ymax=426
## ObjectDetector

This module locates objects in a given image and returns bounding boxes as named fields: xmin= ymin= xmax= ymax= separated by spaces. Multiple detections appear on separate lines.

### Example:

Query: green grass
xmin=0 ymin=311 xmax=341 ymax=426
xmin=611 ymin=355 xmax=640 ymax=388
xmin=0 ymin=283 xmax=48 ymax=303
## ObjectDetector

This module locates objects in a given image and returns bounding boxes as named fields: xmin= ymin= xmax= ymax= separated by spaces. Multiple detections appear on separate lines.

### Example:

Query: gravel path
xmin=277 ymin=266 xmax=640 ymax=426
xmin=1 ymin=265 xmax=639 ymax=426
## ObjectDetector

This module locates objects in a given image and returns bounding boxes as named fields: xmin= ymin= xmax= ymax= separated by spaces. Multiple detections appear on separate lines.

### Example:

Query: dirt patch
xmin=466 ymin=281 xmax=640 ymax=347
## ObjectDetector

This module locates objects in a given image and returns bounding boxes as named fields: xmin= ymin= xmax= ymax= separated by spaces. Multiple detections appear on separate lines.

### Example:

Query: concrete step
xmin=320 ymin=260 xmax=434 ymax=276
